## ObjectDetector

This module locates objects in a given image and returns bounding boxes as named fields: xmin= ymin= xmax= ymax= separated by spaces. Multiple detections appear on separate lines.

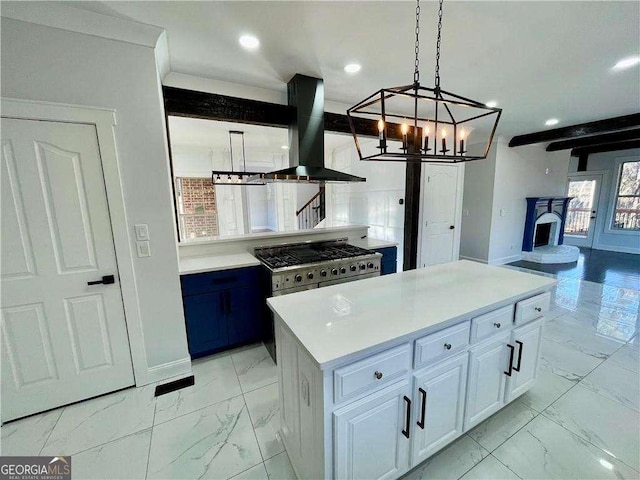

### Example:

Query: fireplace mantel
xmin=522 ymin=197 xmax=572 ymax=252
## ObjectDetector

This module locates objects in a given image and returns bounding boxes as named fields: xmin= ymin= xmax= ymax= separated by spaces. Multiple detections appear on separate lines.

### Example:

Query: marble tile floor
xmin=2 ymin=276 xmax=639 ymax=480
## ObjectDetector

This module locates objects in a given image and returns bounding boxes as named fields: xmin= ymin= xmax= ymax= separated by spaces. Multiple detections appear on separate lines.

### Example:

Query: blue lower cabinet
xmin=377 ymin=246 xmax=398 ymax=275
xmin=183 ymin=292 xmax=228 ymax=357
xmin=181 ymin=267 xmax=265 ymax=359
xmin=227 ymin=286 xmax=263 ymax=346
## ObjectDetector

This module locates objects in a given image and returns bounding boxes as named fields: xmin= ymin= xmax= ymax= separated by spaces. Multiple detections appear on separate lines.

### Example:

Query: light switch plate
xmin=136 ymin=241 xmax=151 ymax=257
xmin=134 ymin=224 xmax=149 ymax=241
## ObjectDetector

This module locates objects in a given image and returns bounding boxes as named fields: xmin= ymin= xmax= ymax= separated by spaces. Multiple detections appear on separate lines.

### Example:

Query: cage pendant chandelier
xmin=347 ymin=0 xmax=501 ymax=163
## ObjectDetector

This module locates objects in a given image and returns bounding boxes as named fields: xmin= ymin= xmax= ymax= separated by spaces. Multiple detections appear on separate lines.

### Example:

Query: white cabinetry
xmin=334 ymin=380 xmax=411 ymax=480
xmin=411 ymin=352 xmax=468 ymax=464
xmin=464 ymin=331 xmax=510 ymax=430
xmin=505 ymin=319 xmax=544 ymax=402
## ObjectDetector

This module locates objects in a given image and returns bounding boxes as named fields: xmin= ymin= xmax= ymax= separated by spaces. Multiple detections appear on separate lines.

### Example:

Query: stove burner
xmin=254 ymin=239 xmax=374 ymax=270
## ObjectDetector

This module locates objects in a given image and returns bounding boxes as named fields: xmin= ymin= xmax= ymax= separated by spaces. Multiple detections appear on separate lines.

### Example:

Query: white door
xmin=411 ymin=352 xmax=468 ymax=465
xmin=420 ymin=164 xmax=463 ymax=267
xmin=464 ymin=331 xmax=510 ymax=430
xmin=564 ymin=174 xmax=602 ymax=247
xmin=505 ymin=319 xmax=544 ymax=403
xmin=334 ymin=380 xmax=411 ymax=480
xmin=1 ymin=118 xmax=134 ymax=421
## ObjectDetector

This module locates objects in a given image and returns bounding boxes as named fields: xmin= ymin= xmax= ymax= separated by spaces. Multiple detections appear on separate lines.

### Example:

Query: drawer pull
xmin=534 ymin=307 xmax=542 ymax=312
xmin=417 ymin=388 xmax=427 ymax=429
xmin=444 ymin=343 xmax=452 ymax=350
xmin=504 ymin=344 xmax=515 ymax=377
xmin=494 ymin=322 xmax=501 ymax=328
xmin=402 ymin=396 xmax=411 ymax=439
xmin=374 ymin=371 xmax=383 ymax=380
xmin=513 ymin=340 xmax=524 ymax=372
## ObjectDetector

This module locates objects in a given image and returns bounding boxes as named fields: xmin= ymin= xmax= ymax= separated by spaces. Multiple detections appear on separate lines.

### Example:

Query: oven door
xmin=272 ymin=283 xmax=319 ymax=297
xmin=318 ymin=272 xmax=379 ymax=288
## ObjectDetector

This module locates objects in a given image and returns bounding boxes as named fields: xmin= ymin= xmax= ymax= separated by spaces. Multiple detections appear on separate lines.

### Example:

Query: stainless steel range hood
xmin=257 ymin=74 xmax=366 ymax=183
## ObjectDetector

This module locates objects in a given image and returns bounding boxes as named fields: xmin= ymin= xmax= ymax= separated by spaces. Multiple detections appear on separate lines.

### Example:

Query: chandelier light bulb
xmin=401 ymin=123 xmax=409 ymax=135
xmin=459 ymin=129 xmax=465 ymax=139
xmin=378 ymin=119 xmax=385 ymax=132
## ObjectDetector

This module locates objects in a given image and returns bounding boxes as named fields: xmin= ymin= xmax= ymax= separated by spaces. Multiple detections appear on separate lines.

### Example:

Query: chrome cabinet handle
xmin=494 ymin=322 xmax=501 ymax=328
xmin=504 ymin=344 xmax=515 ymax=376
xmin=374 ymin=371 xmax=383 ymax=380
xmin=444 ymin=343 xmax=452 ymax=350
xmin=402 ymin=396 xmax=411 ymax=439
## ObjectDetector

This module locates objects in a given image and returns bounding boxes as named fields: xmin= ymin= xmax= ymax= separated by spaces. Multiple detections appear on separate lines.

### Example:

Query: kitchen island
xmin=267 ymin=260 xmax=556 ymax=480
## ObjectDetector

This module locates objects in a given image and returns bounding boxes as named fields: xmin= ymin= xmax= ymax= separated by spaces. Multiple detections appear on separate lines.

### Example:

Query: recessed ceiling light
xmin=612 ymin=55 xmax=640 ymax=71
xmin=344 ymin=63 xmax=362 ymax=74
xmin=485 ymin=101 xmax=498 ymax=108
xmin=239 ymin=34 xmax=260 ymax=50
xmin=545 ymin=118 xmax=559 ymax=126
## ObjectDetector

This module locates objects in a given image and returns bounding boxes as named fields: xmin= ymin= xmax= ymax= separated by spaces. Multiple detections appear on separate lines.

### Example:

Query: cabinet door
xmin=411 ymin=352 xmax=468 ymax=465
xmin=183 ymin=292 xmax=227 ymax=358
xmin=464 ymin=331 xmax=510 ymax=431
xmin=334 ymin=380 xmax=411 ymax=480
xmin=505 ymin=319 xmax=544 ymax=403
xmin=226 ymin=286 xmax=263 ymax=346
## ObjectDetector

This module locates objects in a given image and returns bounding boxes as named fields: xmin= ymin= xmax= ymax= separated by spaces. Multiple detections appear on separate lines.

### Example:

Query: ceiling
xmin=69 ymin=1 xmax=639 ymax=136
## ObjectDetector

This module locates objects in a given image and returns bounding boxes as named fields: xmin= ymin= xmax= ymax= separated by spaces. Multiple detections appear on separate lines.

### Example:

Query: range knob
xmin=331 ymin=268 xmax=339 ymax=276
xmin=340 ymin=267 xmax=347 ymax=274
xmin=350 ymin=265 xmax=357 ymax=272
xmin=320 ymin=269 xmax=327 ymax=277
xmin=359 ymin=263 xmax=366 ymax=270
xmin=294 ymin=274 xmax=302 ymax=282
xmin=307 ymin=272 xmax=314 ymax=280
xmin=367 ymin=262 xmax=375 ymax=269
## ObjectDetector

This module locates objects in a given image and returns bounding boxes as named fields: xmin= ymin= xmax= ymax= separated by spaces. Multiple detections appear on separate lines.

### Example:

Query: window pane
xmin=565 ymin=179 xmax=596 ymax=237
xmin=619 ymin=161 xmax=640 ymax=196
xmin=614 ymin=196 xmax=640 ymax=230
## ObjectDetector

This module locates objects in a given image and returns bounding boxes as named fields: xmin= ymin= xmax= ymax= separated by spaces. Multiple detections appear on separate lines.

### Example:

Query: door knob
xmin=87 ymin=275 xmax=115 ymax=286
xmin=449 ymin=225 xmax=455 ymax=230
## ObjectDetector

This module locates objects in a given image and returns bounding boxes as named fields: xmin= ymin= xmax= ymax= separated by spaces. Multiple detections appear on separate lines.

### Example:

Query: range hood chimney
xmin=257 ymin=74 xmax=366 ymax=183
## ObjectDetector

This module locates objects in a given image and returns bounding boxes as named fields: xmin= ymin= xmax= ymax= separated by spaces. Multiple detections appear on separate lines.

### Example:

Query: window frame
xmin=605 ymin=156 xmax=640 ymax=234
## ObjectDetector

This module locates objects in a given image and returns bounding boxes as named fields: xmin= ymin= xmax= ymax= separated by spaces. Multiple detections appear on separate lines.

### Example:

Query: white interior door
xmin=564 ymin=174 xmax=602 ymax=248
xmin=1 ymin=118 xmax=134 ymax=421
xmin=420 ymin=164 xmax=463 ymax=267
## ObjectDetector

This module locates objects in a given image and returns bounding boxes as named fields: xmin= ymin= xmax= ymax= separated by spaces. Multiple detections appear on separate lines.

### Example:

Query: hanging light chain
xmin=413 ymin=0 xmax=421 ymax=84
xmin=434 ymin=0 xmax=444 ymax=89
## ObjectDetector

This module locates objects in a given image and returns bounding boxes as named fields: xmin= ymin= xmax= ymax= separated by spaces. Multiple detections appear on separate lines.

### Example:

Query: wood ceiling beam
xmin=570 ymin=139 xmax=640 ymax=157
xmin=508 ymin=113 xmax=640 ymax=147
xmin=546 ymin=128 xmax=640 ymax=151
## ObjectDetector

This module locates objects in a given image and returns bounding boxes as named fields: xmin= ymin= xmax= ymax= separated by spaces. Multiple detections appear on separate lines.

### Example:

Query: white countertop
xmin=179 ymin=252 xmax=261 ymax=275
xmin=267 ymin=260 xmax=556 ymax=368
xmin=349 ymin=237 xmax=398 ymax=250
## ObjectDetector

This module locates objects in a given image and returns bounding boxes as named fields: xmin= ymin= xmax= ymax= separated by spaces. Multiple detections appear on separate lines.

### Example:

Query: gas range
xmin=254 ymin=238 xmax=382 ymax=294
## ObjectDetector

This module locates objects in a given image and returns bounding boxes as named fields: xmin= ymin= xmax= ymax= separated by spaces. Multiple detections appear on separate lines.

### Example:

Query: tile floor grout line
xmin=226 ymin=460 xmax=265 ymax=480
xmin=152 ymin=392 xmax=246 ymax=428
xmin=452 ymin=434 xmax=490 ymax=480
xmin=488 ymin=452 xmax=523 ymax=479
xmin=144 ymin=399 xmax=157 ymax=480
xmin=38 ymin=408 xmax=64 ymax=456
xmin=242 ymin=390 xmax=274 ymax=464
xmin=241 ymin=379 xmax=279 ymax=396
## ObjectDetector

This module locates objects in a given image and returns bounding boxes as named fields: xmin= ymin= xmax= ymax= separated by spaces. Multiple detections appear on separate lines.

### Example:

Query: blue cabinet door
xmin=227 ymin=286 xmax=263 ymax=346
xmin=183 ymin=292 xmax=227 ymax=358
xmin=377 ymin=246 xmax=398 ymax=275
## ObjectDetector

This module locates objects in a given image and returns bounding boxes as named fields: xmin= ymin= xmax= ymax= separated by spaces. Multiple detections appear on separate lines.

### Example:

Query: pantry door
xmin=1 ymin=118 xmax=134 ymax=421
xmin=419 ymin=164 xmax=464 ymax=267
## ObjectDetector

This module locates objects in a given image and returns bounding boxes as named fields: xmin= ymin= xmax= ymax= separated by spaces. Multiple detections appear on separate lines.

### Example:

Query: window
xmin=175 ymin=177 xmax=219 ymax=240
xmin=612 ymin=160 xmax=640 ymax=230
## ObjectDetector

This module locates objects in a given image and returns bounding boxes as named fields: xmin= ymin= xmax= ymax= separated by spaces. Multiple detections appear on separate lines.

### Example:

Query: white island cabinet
xmin=267 ymin=261 xmax=555 ymax=480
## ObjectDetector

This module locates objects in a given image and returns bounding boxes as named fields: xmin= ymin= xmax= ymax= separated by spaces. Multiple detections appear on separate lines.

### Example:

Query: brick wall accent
xmin=177 ymin=177 xmax=219 ymax=239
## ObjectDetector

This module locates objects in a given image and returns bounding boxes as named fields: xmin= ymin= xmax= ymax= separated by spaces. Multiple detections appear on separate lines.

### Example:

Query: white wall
xmin=1 ymin=17 xmax=191 ymax=384
xmin=568 ymin=149 xmax=640 ymax=254
xmin=460 ymin=139 xmax=571 ymax=264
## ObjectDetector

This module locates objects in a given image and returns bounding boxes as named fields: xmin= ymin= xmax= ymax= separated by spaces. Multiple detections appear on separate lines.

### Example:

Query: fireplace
xmin=522 ymin=197 xmax=579 ymax=264
xmin=534 ymin=223 xmax=552 ymax=247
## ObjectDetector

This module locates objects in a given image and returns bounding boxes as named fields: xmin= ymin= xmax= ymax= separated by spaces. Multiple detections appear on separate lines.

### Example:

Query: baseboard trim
xmin=488 ymin=254 xmax=522 ymax=265
xmin=591 ymin=244 xmax=640 ymax=255
xmin=145 ymin=357 xmax=192 ymax=385
xmin=459 ymin=255 xmax=488 ymax=264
